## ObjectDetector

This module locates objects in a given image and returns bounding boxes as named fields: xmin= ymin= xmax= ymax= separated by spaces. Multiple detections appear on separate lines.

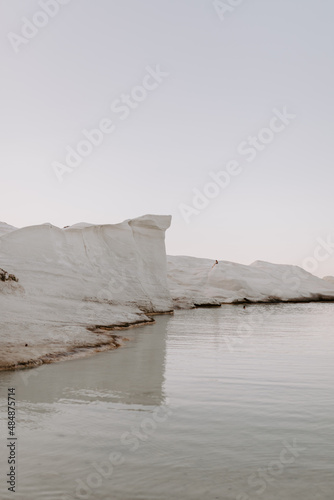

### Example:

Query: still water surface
xmin=0 ymin=303 xmax=334 ymax=499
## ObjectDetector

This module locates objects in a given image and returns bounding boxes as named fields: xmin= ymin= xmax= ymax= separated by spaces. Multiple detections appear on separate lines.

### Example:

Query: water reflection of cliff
xmin=0 ymin=315 xmax=170 ymax=412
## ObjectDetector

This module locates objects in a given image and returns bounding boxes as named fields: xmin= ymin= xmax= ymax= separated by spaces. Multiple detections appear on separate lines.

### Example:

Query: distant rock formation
xmin=168 ymin=256 xmax=334 ymax=307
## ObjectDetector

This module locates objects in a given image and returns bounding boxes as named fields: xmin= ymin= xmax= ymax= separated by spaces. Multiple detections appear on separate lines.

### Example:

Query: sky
xmin=1 ymin=0 xmax=334 ymax=277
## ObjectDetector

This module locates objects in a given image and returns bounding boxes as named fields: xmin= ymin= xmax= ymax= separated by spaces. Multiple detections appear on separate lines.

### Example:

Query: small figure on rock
xmin=211 ymin=260 xmax=219 ymax=269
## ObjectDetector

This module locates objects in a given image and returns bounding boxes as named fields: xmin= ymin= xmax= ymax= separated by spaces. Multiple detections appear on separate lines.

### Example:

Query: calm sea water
xmin=0 ymin=303 xmax=333 ymax=500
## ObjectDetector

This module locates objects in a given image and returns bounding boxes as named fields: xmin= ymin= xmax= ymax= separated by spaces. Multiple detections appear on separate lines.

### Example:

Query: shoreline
xmin=0 ymin=313 xmax=174 ymax=372
xmin=2 ymin=300 xmax=334 ymax=372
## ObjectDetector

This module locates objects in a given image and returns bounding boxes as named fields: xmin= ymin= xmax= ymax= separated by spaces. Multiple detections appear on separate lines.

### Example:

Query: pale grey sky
xmin=1 ymin=0 xmax=334 ymax=276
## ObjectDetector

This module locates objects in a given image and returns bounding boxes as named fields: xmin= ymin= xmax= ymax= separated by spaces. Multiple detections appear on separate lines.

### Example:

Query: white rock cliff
xmin=0 ymin=215 xmax=172 ymax=369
